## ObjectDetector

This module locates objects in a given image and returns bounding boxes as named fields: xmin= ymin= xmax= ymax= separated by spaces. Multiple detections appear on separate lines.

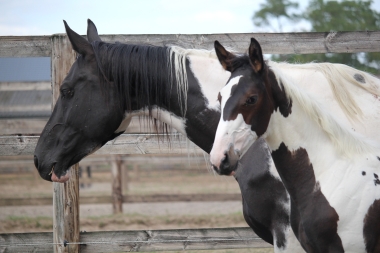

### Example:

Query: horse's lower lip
xmin=51 ymin=168 xmax=71 ymax=183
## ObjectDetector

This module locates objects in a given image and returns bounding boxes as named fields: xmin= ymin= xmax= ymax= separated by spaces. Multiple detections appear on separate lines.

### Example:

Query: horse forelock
xmin=268 ymin=62 xmax=380 ymax=156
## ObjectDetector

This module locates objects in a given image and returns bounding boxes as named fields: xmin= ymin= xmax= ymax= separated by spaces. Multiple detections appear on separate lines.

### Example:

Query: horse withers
xmin=210 ymin=38 xmax=380 ymax=252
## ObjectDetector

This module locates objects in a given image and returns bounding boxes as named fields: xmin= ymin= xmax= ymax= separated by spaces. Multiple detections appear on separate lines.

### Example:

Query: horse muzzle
xmin=34 ymin=154 xmax=71 ymax=182
xmin=211 ymin=143 xmax=240 ymax=176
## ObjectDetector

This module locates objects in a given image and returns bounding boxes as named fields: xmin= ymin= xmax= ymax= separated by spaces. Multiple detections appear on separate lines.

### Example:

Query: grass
xmin=1 ymin=212 xmax=248 ymax=233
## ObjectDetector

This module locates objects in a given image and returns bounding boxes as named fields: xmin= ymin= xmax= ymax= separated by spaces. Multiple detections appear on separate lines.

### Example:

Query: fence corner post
xmin=51 ymin=33 xmax=80 ymax=253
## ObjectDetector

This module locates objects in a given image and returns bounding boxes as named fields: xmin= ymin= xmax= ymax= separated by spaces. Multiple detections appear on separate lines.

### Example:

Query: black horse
xmin=33 ymin=20 xmax=295 ymax=251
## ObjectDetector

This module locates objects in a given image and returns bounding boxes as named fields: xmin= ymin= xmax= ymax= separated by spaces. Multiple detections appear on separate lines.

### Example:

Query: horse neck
xmin=133 ymin=53 xmax=230 ymax=153
xmin=265 ymin=85 xmax=378 ymax=174
xmin=266 ymin=100 xmax=337 ymax=167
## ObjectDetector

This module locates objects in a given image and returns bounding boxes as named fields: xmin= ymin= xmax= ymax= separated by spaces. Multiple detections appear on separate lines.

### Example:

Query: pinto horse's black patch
xmin=363 ymin=199 xmax=380 ymax=252
xmin=374 ymin=173 xmax=380 ymax=186
xmin=271 ymin=143 xmax=344 ymax=252
xmin=235 ymin=137 xmax=290 ymax=248
xmin=354 ymin=73 xmax=366 ymax=83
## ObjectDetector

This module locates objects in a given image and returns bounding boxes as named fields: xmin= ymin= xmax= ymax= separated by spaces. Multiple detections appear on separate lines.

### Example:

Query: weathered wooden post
xmin=111 ymin=155 xmax=123 ymax=214
xmin=51 ymin=34 xmax=80 ymax=253
xmin=122 ymin=157 xmax=129 ymax=194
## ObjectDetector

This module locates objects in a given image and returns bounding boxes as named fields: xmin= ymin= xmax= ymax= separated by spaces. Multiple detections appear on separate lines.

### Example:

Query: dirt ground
xmin=0 ymin=163 xmax=274 ymax=252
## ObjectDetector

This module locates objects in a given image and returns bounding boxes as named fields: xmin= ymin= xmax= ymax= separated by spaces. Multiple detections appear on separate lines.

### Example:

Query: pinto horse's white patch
xmin=220 ymin=76 xmax=242 ymax=104
xmin=151 ymin=107 xmax=187 ymax=135
xmin=128 ymin=106 xmax=187 ymax=136
xmin=188 ymin=55 xmax=230 ymax=111
xmin=114 ymin=115 xmax=132 ymax=133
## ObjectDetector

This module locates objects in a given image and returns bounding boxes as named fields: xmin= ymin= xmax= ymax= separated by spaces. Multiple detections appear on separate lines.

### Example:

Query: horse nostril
xmin=221 ymin=154 xmax=229 ymax=167
xmin=34 ymin=155 xmax=39 ymax=169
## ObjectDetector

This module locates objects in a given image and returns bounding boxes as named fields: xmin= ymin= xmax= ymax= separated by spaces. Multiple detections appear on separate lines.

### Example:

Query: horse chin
xmin=212 ymin=160 xmax=238 ymax=176
xmin=51 ymin=169 xmax=71 ymax=183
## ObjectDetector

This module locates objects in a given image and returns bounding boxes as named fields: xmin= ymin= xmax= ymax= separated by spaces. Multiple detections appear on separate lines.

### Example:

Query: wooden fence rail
xmin=0 ymin=193 xmax=241 ymax=206
xmin=1 ymin=31 xmax=380 ymax=58
xmin=0 ymin=134 xmax=202 ymax=156
xmin=1 ymin=30 xmax=379 ymax=252
xmin=0 ymin=227 xmax=269 ymax=252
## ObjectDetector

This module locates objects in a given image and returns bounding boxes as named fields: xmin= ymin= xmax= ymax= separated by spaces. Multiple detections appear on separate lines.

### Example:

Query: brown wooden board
xmin=1 ymin=31 xmax=380 ymax=57
xmin=0 ymin=227 xmax=271 ymax=252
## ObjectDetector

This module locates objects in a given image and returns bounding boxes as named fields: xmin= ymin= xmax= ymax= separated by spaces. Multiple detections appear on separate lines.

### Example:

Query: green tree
xmin=253 ymin=0 xmax=380 ymax=74
xmin=252 ymin=0 xmax=300 ymax=32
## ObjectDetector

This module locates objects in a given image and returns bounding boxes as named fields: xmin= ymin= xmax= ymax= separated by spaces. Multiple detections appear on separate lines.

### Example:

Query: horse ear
xmin=248 ymin=38 xmax=264 ymax=74
xmin=63 ymin=20 xmax=93 ymax=56
xmin=214 ymin=40 xmax=235 ymax=72
xmin=87 ymin=19 xmax=102 ymax=43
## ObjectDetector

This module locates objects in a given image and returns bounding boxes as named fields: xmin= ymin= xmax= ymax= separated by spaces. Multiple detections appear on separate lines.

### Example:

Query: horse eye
xmin=61 ymin=88 xmax=74 ymax=99
xmin=245 ymin=95 xmax=258 ymax=106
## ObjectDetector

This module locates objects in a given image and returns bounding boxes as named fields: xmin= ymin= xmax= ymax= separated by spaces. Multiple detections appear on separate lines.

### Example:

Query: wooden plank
xmin=0 ymin=119 xmax=48 ymax=135
xmin=1 ymin=31 xmax=380 ymax=58
xmin=98 ymin=31 xmax=380 ymax=54
xmin=0 ymin=134 xmax=203 ymax=156
xmin=0 ymin=232 xmax=53 ymax=253
xmin=0 ymin=104 xmax=50 ymax=113
xmin=51 ymin=33 xmax=79 ymax=253
xmin=0 ymin=227 xmax=271 ymax=252
xmin=111 ymin=155 xmax=123 ymax=214
xmin=0 ymin=81 xmax=51 ymax=91
xmin=0 ymin=36 xmax=51 ymax=57
xmin=0 ymin=117 xmax=163 ymax=136
xmin=0 ymin=153 xmax=207 ymax=171
xmin=0 ymin=193 xmax=242 ymax=206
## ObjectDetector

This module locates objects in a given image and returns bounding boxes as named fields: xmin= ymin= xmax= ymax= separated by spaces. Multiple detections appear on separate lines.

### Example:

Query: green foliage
xmin=253 ymin=0 xmax=300 ymax=32
xmin=253 ymin=0 xmax=380 ymax=74
xmin=306 ymin=0 xmax=380 ymax=32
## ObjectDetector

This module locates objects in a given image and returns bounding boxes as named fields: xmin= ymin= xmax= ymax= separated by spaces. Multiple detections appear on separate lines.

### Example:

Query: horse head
xmin=33 ymin=20 xmax=124 ymax=182
xmin=210 ymin=38 xmax=291 ymax=175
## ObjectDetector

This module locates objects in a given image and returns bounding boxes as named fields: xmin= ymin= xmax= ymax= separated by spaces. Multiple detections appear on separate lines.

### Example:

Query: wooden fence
xmin=1 ymin=30 xmax=380 ymax=253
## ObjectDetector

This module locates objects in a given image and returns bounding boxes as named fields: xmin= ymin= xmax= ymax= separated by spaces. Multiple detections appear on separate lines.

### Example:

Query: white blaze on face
xmin=210 ymin=76 xmax=258 ymax=168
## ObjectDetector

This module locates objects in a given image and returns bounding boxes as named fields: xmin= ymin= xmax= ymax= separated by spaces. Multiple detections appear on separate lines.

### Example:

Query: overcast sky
xmin=2 ymin=0 xmax=379 ymax=36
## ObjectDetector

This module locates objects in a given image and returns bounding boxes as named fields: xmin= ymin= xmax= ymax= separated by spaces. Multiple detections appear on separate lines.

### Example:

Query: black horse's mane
xmin=91 ymin=41 xmax=179 ymax=115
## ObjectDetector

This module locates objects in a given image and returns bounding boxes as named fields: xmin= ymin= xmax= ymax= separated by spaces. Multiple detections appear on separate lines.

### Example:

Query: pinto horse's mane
xmin=269 ymin=61 xmax=380 ymax=122
xmin=268 ymin=61 xmax=380 ymax=156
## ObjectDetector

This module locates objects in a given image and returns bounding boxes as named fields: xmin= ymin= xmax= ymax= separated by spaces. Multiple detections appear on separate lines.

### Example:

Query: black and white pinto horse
xmin=210 ymin=38 xmax=380 ymax=252
xmin=33 ymin=20 xmax=379 ymax=252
